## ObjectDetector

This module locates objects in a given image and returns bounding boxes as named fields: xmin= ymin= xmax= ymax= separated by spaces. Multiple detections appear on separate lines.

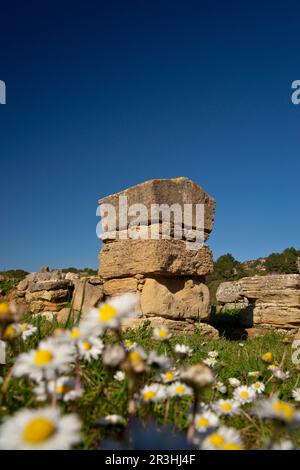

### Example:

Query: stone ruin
xmin=216 ymin=274 xmax=300 ymax=337
xmin=97 ymin=177 xmax=219 ymax=337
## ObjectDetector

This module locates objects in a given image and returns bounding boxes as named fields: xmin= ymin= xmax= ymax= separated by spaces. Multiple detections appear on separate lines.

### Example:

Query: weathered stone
xmin=87 ymin=276 xmax=102 ymax=285
xmin=25 ymin=289 xmax=70 ymax=303
xmin=217 ymin=275 xmax=300 ymax=329
xmin=99 ymin=177 xmax=216 ymax=237
xmin=29 ymin=300 xmax=67 ymax=313
xmin=72 ymin=279 xmax=104 ymax=315
xmin=56 ymin=307 xmax=71 ymax=323
xmin=17 ymin=278 xmax=29 ymax=291
xmin=121 ymin=316 xmax=219 ymax=337
xmin=40 ymin=266 xmax=50 ymax=273
xmin=103 ymin=278 xmax=138 ymax=296
xmin=27 ymin=279 xmax=71 ymax=293
xmin=140 ymin=277 xmax=210 ymax=321
xmin=0 ymin=275 xmax=5 ymax=282
xmin=65 ymin=272 xmax=80 ymax=281
xmin=99 ymin=239 xmax=213 ymax=279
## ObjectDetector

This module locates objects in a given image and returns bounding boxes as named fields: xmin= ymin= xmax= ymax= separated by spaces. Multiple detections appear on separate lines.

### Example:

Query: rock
xmin=65 ymin=272 xmax=80 ymax=281
xmin=40 ymin=266 xmax=50 ymax=273
xmin=25 ymin=289 xmax=70 ymax=303
xmin=121 ymin=316 xmax=219 ymax=338
xmin=99 ymin=239 xmax=213 ymax=279
xmin=99 ymin=177 xmax=216 ymax=237
xmin=217 ymin=275 xmax=300 ymax=329
xmin=56 ymin=307 xmax=72 ymax=323
xmin=17 ymin=278 xmax=29 ymax=291
xmin=27 ymin=279 xmax=71 ymax=293
xmin=72 ymin=279 xmax=104 ymax=315
xmin=0 ymin=275 xmax=5 ymax=283
xmin=29 ymin=300 xmax=67 ymax=313
xmin=87 ymin=276 xmax=102 ymax=285
xmin=103 ymin=278 xmax=138 ymax=296
xmin=140 ymin=277 xmax=210 ymax=321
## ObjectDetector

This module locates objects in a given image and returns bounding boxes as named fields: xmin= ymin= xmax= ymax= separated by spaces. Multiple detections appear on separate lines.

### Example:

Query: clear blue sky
xmin=1 ymin=0 xmax=300 ymax=272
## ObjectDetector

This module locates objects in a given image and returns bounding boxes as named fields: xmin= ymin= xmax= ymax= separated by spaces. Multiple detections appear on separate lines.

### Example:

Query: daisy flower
xmin=168 ymin=381 xmax=193 ymax=398
xmin=152 ymin=326 xmax=172 ymax=341
xmin=114 ymin=371 xmax=125 ymax=382
xmin=160 ymin=370 xmax=179 ymax=383
xmin=102 ymin=344 xmax=125 ymax=368
xmin=0 ymin=407 xmax=81 ymax=450
xmin=267 ymin=364 xmax=278 ymax=372
xmin=208 ymin=351 xmax=219 ymax=358
xmin=77 ymin=337 xmax=104 ymax=361
xmin=251 ymin=381 xmax=265 ymax=394
xmin=248 ymin=371 xmax=260 ymax=378
xmin=123 ymin=339 xmax=137 ymax=351
xmin=127 ymin=346 xmax=147 ymax=373
xmin=261 ymin=352 xmax=274 ymax=364
xmin=272 ymin=369 xmax=290 ymax=381
xmin=292 ymin=388 xmax=300 ymax=402
xmin=19 ymin=323 xmax=37 ymax=340
xmin=147 ymin=351 xmax=171 ymax=371
xmin=48 ymin=376 xmax=83 ymax=402
xmin=83 ymin=293 xmax=139 ymax=333
xmin=213 ymin=381 xmax=227 ymax=394
xmin=228 ymin=378 xmax=241 ymax=388
xmin=233 ymin=386 xmax=256 ymax=404
xmin=174 ymin=344 xmax=193 ymax=357
xmin=181 ymin=364 xmax=214 ymax=390
xmin=3 ymin=323 xmax=21 ymax=340
xmin=203 ymin=356 xmax=217 ymax=368
xmin=140 ymin=383 xmax=166 ymax=403
xmin=194 ymin=411 xmax=219 ymax=433
xmin=213 ymin=399 xmax=240 ymax=416
xmin=201 ymin=426 xmax=243 ymax=450
xmin=13 ymin=338 xmax=76 ymax=381
xmin=252 ymin=396 xmax=300 ymax=425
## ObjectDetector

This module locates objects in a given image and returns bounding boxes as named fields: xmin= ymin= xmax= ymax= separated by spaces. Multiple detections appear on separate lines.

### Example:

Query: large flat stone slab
xmin=99 ymin=239 xmax=214 ymax=279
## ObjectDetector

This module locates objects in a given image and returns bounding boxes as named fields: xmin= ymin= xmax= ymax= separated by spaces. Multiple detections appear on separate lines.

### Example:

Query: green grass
xmin=1 ymin=313 xmax=300 ymax=450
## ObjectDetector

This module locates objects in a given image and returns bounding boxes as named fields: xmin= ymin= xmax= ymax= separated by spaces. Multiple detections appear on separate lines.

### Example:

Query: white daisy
xmin=233 ymin=385 xmax=256 ymax=404
xmin=292 ymin=388 xmax=300 ymax=402
xmin=252 ymin=396 xmax=300 ymax=424
xmin=272 ymin=369 xmax=290 ymax=381
xmin=141 ymin=383 xmax=166 ymax=403
xmin=114 ymin=371 xmax=125 ymax=382
xmin=13 ymin=338 xmax=76 ymax=381
xmin=248 ymin=371 xmax=260 ymax=378
xmin=194 ymin=411 xmax=219 ymax=433
xmin=213 ymin=381 xmax=227 ymax=394
xmin=208 ymin=350 xmax=219 ymax=358
xmin=201 ymin=426 xmax=243 ymax=450
xmin=174 ymin=344 xmax=193 ymax=357
xmin=83 ymin=293 xmax=139 ymax=333
xmin=152 ymin=326 xmax=172 ymax=341
xmin=123 ymin=339 xmax=137 ymax=351
xmin=19 ymin=323 xmax=37 ymax=340
xmin=213 ymin=399 xmax=240 ymax=416
xmin=228 ymin=378 xmax=241 ymax=388
xmin=102 ymin=344 xmax=126 ymax=368
xmin=160 ymin=370 xmax=179 ymax=383
xmin=0 ymin=407 xmax=81 ymax=450
xmin=267 ymin=364 xmax=278 ymax=372
xmin=251 ymin=381 xmax=265 ymax=394
xmin=48 ymin=376 xmax=83 ymax=402
xmin=127 ymin=347 xmax=147 ymax=373
xmin=203 ymin=356 xmax=217 ymax=368
xmin=147 ymin=351 xmax=171 ymax=371
xmin=77 ymin=337 xmax=104 ymax=361
xmin=168 ymin=381 xmax=193 ymax=397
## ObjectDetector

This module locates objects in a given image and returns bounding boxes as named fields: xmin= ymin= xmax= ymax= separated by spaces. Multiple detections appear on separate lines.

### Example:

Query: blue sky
xmin=1 ymin=0 xmax=300 ymax=271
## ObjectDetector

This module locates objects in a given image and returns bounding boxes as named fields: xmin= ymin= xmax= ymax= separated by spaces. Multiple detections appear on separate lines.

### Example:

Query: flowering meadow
xmin=0 ymin=296 xmax=300 ymax=450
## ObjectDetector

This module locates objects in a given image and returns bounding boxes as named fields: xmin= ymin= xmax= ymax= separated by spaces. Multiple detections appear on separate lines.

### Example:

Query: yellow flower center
xmin=34 ymin=349 xmax=53 ymax=366
xmin=125 ymin=339 xmax=133 ymax=347
xmin=273 ymin=401 xmax=294 ymax=421
xmin=57 ymin=384 xmax=69 ymax=394
xmin=23 ymin=418 xmax=56 ymax=444
xmin=129 ymin=351 xmax=142 ymax=363
xmin=71 ymin=328 xmax=80 ymax=339
xmin=21 ymin=324 xmax=28 ymax=331
xmin=222 ymin=443 xmax=242 ymax=450
xmin=221 ymin=403 xmax=232 ymax=412
xmin=0 ymin=303 xmax=10 ymax=315
xmin=175 ymin=385 xmax=185 ymax=394
xmin=165 ymin=372 xmax=174 ymax=380
xmin=254 ymin=383 xmax=260 ymax=389
xmin=158 ymin=329 xmax=167 ymax=338
xmin=98 ymin=305 xmax=118 ymax=323
xmin=83 ymin=341 xmax=92 ymax=351
xmin=209 ymin=433 xmax=225 ymax=447
xmin=197 ymin=417 xmax=209 ymax=427
xmin=240 ymin=391 xmax=249 ymax=399
xmin=143 ymin=390 xmax=156 ymax=401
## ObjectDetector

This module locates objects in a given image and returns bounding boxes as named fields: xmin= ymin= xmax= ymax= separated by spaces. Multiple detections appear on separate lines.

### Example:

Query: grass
xmin=1 ymin=310 xmax=300 ymax=450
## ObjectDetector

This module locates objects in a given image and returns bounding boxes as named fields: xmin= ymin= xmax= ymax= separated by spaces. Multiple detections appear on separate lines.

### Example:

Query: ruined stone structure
xmin=216 ymin=274 xmax=300 ymax=330
xmin=98 ymin=177 xmax=218 ymax=336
